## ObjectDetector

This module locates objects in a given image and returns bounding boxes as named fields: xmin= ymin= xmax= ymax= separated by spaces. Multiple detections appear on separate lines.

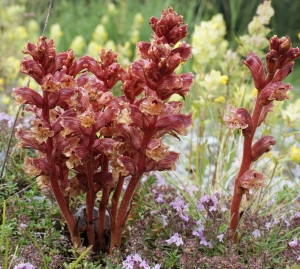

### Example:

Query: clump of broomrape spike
xmin=13 ymin=7 xmax=193 ymax=253
xmin=224 ymin=35 xmax=300 ymax=243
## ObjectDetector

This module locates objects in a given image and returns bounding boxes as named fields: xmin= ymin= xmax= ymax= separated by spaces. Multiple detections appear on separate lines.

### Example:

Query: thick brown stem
xmin=109 ymin=176 xmax=125 ymax=254
xmin=49 ymin=171 xmax=81 ymax=246
xmin=98 ymin=186 xmax=109 ymax=252
xmin=86 ymin=157 xmax=96 ymax=248
xmin=43 ymin=91 xmax=81 ymax=246
xmin=109 ymin=174 xmax=142 ymax=252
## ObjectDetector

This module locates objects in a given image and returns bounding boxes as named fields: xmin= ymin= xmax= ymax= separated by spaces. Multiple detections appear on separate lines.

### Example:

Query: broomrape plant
xmin=225 ymin=35 xmax=300 ymax=242
xmin=12 ymin=7 xmax=193 ymax=253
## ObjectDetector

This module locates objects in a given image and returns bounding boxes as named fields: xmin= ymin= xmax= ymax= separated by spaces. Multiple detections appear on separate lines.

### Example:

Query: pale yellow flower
xmin=291 ymin=147 xmax=300 ymax=165
xmin=220 ymin=75 xmax=228 ymax=85
xmin=252 ymin=88 xmax=258 ymax=97
xmin=2 ymin=94 xmax=11 ymax=105
xmin=214 ymin=96 xmax=225 ymax=104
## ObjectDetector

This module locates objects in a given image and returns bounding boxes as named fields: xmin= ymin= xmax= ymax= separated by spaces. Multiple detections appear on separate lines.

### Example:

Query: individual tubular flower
xmin=145 ymin=138 xmax=169 ymax=162
xmin=251 ymin=135 xmax=276 ymax=161
xmin=23 ymin=156 xmax=50 ymax=176
xmin=31 ymin=119 xmax=54 ymax=143
xmin=258 ymin=81 xmax=291 ymax=106
xmin=239 ymin=170 xmax=265 ymax=194
xmin=12 ymin=87 xmax=44 ymax=108
xmin=223 ymin=106 xmax=253 ymax=137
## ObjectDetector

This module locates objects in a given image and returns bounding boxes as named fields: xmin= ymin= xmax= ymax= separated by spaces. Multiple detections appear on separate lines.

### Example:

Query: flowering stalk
xmin=13 ymin=7 xmax=193 ymax=253
xmin=225 ymin=36 xmax=300 ymax=242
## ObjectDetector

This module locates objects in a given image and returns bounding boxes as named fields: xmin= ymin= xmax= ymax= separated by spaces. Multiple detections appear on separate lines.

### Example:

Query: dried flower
xmin=224 ymin=106 xmax=253 ymax=137
xmin=239 ymin=170 xmax=265 ymax=194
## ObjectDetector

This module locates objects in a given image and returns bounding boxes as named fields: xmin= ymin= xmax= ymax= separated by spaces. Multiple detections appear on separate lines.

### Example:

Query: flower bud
xmin=20 ymin=57 xmax=44 ymax=84
xmin=150 ymin=7 xmax=187 ymax=43
xmin=269 ymin=35 xmax=280 ymax=52
xmin=251 ymin=136 xmax=276 ymax=162
xmin=278 ymin=47 xmax=300 ymax=69
xmin=244 ymin=52 xmax=266 ymax=91
xmin=224 ymin=106 xmax=253 ymax=137
xmin=278 ymin=36 xmax=292 ymax=55
xmin=265 ymin=50 xmax=279 ymax=75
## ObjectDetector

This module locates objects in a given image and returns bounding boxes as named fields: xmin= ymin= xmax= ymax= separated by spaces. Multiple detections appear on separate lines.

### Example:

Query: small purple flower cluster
xmin=122 ymin=253 xmax=161 ymax=269
xmin=13 ymin=263 xmax=35 ymax=269
xmin=169 ymin=196 xmax=190 ymax=222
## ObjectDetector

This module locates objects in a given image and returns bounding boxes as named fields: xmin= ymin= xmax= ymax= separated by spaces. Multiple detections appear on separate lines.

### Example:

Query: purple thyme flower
xmin=19 ymin=223 xmax=28 ymax=230
xmin=265 ymin=222 xmax=272 ymax=231
xmin=13 ymin=263 xmax=35 ymax=269
xmin=220 ymin=204 xmax=228 ymax=212
xmin=199 ymin=194 xmax=210 ymax=203
xmin=217 ymin=233 xmax=224 ymax=243
xmin=289 ymin=237 xmax=298 ymax=247
xmin=284 ymin=219 xmax=290 ymax=228
xmin=155 ymin=194 xmax=164 ymax=203
xmin=161 ymin=214 xmax=168 ymax=228
xmin=252 ymin=229 xmax=261 ymax=239
xmin=0 ymin=112 xmax=14 ymax=128
xmin=209 ymin=194 xmax=219 ymax=211
xmin=139 ymin=260 xmax=150 ymax=269
xmin=192 ymin=220 xmax=204 ymax=238
xmin=170 ymin=196 xmax=189 ymax=222
xmin=166 ymin=233 xmax=184 ymax=246
xmin=122 ymin=253 xmax=142 ymax=269
xmin=122 ymin=253 xmax=160 ymax=269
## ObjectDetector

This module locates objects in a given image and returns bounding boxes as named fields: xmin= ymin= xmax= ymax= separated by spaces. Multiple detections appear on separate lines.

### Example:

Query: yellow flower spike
xmin=298 ymin=33 xmax=300 ymax=40
xmin=252 ymin=88 xmax=258 ymax=97
xmin=2 ymin=94 xmax=11 ymax=105
xmin=0 ymin=78 xmax=4 ymax=92
xmin=70 ymin=35 xmax=86 ymax=55
xmin=220 ymin=75 xmax=228 ymax=85
xmin=291 ymin=147 xmax=300 ymax=165
xmin=214 ymin=96 xmax=225 ymax=104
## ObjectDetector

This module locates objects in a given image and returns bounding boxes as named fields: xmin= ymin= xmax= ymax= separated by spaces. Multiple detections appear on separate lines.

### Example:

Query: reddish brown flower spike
xmin=150 ymin=7 xmax=188 ymax=45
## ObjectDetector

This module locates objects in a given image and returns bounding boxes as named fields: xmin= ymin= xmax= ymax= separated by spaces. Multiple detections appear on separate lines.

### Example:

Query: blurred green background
xmin=1 ymin=0 xmax=300 ymax=95
xmin=22 ymin=0 xmax=300 ymax=50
